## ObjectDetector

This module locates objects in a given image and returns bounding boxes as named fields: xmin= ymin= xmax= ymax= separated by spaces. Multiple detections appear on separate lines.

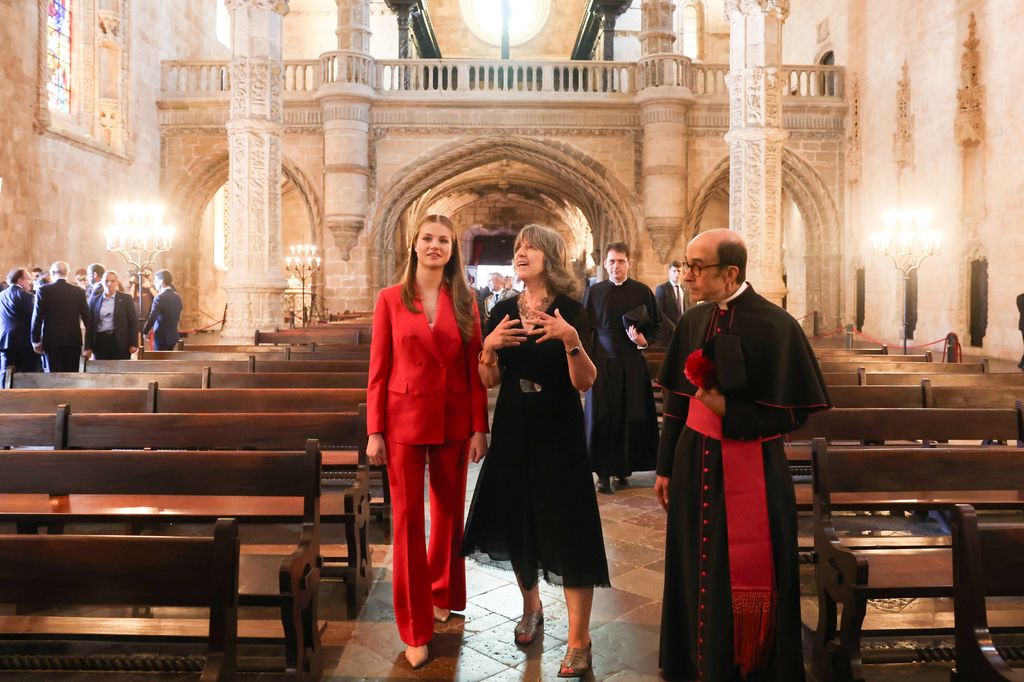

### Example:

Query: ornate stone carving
xmin=640 ymin=0 xmax=676 ymax=56
xmin=723 ymin=0 xmax=789 ymax=21
xmin=845 ymin=74 xmax=861 ymax=184
xmin=955 ymin=13 xmax=984 ymax=148
xmin=328 ymin=219 xmax=365 ymax=260
xmin=645 ymin=218 xmax=682 ymax=262
xmin=892 ymin=60 xmax=914 ymax=172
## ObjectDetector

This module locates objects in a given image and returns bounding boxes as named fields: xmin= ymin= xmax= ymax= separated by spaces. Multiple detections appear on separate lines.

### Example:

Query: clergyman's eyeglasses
xmin=680 ymin=261 xmax=724 ymax=277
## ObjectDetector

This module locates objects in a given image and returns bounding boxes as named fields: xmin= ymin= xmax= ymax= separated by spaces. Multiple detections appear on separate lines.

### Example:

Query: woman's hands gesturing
xmin=526 ymin=309 xmax=581 ymax=350
xmin=482 ymin=315 xmax=528 ymax=354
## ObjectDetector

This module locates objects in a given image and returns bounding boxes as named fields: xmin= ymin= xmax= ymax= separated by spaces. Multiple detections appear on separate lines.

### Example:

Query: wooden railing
xmin=161 ymin=57 xmax=844 ymax=101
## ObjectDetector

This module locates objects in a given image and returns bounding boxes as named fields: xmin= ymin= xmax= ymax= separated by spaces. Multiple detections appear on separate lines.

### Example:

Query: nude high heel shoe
xmin=404 ymin=644 xmax=429 ymax=669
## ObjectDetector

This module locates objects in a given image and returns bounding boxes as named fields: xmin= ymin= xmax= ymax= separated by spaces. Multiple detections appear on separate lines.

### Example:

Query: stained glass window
xmin=47 ymin=0 xmax=72 ymax=114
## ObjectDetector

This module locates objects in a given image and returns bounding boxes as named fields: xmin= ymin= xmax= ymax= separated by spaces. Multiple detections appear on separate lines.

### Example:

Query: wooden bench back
xmin=823 ymin=372 xmax=861 ymax=386
xmin=156 ymin=388 xmax=366 ymax=413
xmin=927 ymin=383 xmax=1024 ymax=409
xmin=87 ymin=359 xmax=250 ymax=374
xmin=791 ymin=407 xmax=1023 ymax=444
xmin=827 ymin=385 xmax=925 ymax=408
xmin=208 ymin=372 xmax=369 ymax=389
xmin=862 ymin=371 xmax=1021 ymax=386
xmin=5 ymin=370 xmax=206 ymax=389
xmin=819 ymin=352 xmax=930 ymax=363
xmin=812 ymin=441 xmax=1024 ymax=498
xmin=0 ymin=388 xmax=151 ymax=414
xmin=255 ymin=329 xmax=368 ymax=345
xmin=0 ymin=413 xmax=59 ymax=447
xmin=0 ymin=445 xmax=321 ymax=498
xmin=140 ymin=350 xmax=289 ymax=361
xmin=819 ymin=360 xmax=986 ymax=374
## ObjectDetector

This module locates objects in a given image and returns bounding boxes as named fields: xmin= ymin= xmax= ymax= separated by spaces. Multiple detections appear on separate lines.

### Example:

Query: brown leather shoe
xmin=513 ymin=610 xmax=544 ymax=646
xmin=557 ymin=642 xmax=593 ymax=677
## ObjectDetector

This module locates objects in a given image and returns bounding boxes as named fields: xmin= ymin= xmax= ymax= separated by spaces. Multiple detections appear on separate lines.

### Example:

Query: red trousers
xmin=386 ymin=439 xmax=469 ymax=646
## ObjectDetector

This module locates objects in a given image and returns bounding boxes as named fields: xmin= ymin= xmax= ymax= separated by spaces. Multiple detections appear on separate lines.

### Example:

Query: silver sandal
xmin=513 ymin=610 xmax=544 ymax=646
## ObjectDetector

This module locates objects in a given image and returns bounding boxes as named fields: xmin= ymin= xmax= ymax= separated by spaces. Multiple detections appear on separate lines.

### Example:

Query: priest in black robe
xmin=655 ymin=229 xmax=831 ymax=681
xmin=583 ymin=242 xmax=660 ymax=494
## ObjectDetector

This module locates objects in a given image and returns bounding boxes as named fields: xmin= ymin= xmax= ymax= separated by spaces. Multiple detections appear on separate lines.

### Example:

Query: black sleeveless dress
xmin=461 ymin=295 xmax=610 ymax=590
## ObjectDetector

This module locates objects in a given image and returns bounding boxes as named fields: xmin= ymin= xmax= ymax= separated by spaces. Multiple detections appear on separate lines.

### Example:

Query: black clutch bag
xmin=621 ymin=304 xmax=650 ymax=329
xmin=706 ymin=334 xmax=748 ymax=394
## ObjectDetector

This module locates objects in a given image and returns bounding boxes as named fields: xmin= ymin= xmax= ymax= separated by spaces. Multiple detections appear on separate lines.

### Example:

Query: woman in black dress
xmin=463 ymin=224 xmax=610 ymax=678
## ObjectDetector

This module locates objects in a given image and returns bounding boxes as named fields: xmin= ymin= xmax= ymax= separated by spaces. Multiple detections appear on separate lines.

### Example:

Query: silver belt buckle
xmin=519 ymin=379 xmax=543 ymax=393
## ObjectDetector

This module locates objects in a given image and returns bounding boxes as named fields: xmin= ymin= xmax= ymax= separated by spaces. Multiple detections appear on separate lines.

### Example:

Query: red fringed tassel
xmin=732 ymin=590 xmax=776 ymax=678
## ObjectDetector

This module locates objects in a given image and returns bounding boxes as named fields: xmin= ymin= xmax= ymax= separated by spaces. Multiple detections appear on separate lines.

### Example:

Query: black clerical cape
xmin=583 ymin=278 xmax=660 ymax=479
xmin=656 ymin=284 xmax=830 ymax=681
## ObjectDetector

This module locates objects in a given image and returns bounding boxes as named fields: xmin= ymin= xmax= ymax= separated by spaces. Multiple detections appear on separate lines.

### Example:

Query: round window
xmin=460 ymin=0 xmax=551 ymax=47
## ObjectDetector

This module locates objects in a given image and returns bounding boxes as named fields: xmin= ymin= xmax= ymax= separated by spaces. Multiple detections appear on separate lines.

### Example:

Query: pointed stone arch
xmin=369 ymin=136 xmax=642 ymax=289
xmin=686 ymin=149 xmax=842 ymax=328
xmin=163 ymin=153 xmax=324 ymax=328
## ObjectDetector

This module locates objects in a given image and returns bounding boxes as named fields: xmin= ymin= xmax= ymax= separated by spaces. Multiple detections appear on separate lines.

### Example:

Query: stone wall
xmin=783 ymin=0 xmax=1024 ymax=361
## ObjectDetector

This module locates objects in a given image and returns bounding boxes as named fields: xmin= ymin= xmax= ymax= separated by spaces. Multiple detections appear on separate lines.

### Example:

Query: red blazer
xmin=367 ymin=284 xmax=489 ymax=444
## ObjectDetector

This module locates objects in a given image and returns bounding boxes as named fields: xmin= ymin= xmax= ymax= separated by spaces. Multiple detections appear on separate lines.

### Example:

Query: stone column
xmin=221 ymin=0 xmax=290 ymax=339
xmin=723 ymin=0 xmax=789 ymax=304
xmin=384 ymin=0 xmax=416 ymax=59
xmin=596 ymin=1 xmax=631 ymax=61
xmin=638 ymin=0 xmax=691 ymax=263
xmin=318 ymin=0 xmax=374 ymax=263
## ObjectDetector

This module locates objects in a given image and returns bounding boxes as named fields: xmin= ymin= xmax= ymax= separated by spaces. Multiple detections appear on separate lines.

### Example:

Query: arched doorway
xmin=370 ymin=136 xmax=641 ymax=291
xmin=165 ymin=154 xmax=324 ymax=331
xmin=687 ymin=150 xmax=842 ymax=329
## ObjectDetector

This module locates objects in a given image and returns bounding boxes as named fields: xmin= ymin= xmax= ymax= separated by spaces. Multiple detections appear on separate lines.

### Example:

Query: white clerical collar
xmin=716 ymin=281 xmax=748 ymax=310
xmin=610 ymin=278 xmax=627 ymax=286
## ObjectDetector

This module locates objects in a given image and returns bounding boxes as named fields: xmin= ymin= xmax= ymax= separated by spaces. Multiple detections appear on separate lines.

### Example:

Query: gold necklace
xmin=517 ymin=289 xmax=551 ymax=322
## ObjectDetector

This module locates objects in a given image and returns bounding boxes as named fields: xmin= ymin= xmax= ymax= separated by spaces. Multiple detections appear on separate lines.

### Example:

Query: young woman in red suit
xmin=366 ymin=214 xmax=489 ymax=669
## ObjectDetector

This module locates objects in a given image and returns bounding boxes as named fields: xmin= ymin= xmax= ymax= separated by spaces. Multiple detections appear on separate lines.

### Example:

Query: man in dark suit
xmin=86 ymin=263 xmax=105 ymax=299
xmin=83 ymin=270 xmax=139 ymax=360
xmin=0 ymin=268 xmax=42 ymax=374
xmin=654 ymin=260 xmax=686 ymax=347
xmin=142 ymin=269 xmax=183 ymax=351
xmin=30 ymin=261 xmax=90 ymax=372
xmin=1017 ymin=292 xmax=1024 ymax=370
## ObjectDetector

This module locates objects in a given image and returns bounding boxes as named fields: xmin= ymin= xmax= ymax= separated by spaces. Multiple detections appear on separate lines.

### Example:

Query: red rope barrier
xmin=850 ymin=329 xmax=950 ymax=350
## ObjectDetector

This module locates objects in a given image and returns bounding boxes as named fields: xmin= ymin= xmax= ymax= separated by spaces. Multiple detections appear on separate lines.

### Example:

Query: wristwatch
xmin=565 ymin=345 xmax=581 ymax=357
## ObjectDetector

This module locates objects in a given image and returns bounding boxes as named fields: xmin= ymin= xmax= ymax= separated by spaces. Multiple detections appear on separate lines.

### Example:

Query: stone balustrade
xmin=160 ymin=57 xmax=844 ymax=101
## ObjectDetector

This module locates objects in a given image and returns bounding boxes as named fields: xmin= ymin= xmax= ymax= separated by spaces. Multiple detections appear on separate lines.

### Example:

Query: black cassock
xmin=583 ymin=278 xmax=660 ymax=479
xmin=656 ymin=285 xmax=831 ymax=682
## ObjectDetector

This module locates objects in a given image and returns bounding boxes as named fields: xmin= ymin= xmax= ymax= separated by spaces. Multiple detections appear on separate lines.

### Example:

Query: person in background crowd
xmin=142 ymin=270 xmax=183 ymax=351
xmin=481 ymin=272 xmax=508 ymax=324
xmin=654 ymin=261 xmax=687 ymax=348
xmin=583 ymin=242 xmax=660 ymax=494
xmin=32 ymin=268 xmax=50 ymax=288
xmin=366 ymin=214 xmax=489 ymax=670
xmin=30 ymin=261 xmax=90 ymax=372
xmin=84 ymin=270 xmax=139 ymax=360
xmin=86 ymin=263 xmax=105 ymax=299
xmin=74 ymin=267 xmax=88 ymax=289
xmin=0 ymin=268 xmax=42 ymax=374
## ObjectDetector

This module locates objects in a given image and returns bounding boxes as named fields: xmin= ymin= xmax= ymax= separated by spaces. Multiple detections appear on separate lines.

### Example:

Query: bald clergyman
xmin=654 ymin=229 xmax=832 ymax=681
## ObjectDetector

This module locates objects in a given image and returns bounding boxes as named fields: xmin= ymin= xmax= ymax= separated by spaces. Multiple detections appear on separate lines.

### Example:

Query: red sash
xmin=686 ymin=398 xmax=776 ymax=677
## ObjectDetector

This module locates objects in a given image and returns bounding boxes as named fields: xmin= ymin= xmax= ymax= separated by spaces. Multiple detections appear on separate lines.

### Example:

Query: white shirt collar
xmin=610 ymin=278 xmax=627 ymax=286
xmin=716 ymin=281 xmax=748 ymax=310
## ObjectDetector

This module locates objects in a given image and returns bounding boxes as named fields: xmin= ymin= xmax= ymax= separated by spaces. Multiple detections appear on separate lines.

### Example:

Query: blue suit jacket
xmin=30 ymin=279 xmax=90 ymax=349
xmin=0 ymin=285 xmax=36 ymax=351
xmin=142 ymin=288 xmax=183 ymax=350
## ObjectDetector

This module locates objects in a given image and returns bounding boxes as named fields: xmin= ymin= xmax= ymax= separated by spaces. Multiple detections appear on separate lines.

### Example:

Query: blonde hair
xmin=514 ymin=224 xmax=580 ymax=299
xmin=399 ymin=214 xmax=477 ymax=342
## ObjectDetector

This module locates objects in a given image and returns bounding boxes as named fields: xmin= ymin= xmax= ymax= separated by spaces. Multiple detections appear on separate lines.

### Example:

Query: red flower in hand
xmin=684 ymin=349 xmax=716 ymax=390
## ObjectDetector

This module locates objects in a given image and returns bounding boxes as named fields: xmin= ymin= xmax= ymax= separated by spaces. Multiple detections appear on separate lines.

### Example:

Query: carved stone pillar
xmin=640 ymin=0 xmax=676 ymax=56
xmin=221 ymin=0 xmax=290 ymax=339
xmin=723 ymin=0 xmax=789 ymax=305
xmin=638 ymin=0 xmax=689 ymax=262
xmin=319 ymin=0 xmax=374 ymax=261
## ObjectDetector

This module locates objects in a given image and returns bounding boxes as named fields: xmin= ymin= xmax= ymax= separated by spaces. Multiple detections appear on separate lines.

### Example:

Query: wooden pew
xmin=85 ymin=358 xmax=371 ymax=374
xmin=863 ymin=372 xmax=1024 ymax=387
xmin=0 ymin=413 xmax=61 ymax=447
xmin=823 ymin=372 xmax=861 ymax=386
xmin=819 ymin=360 xmax=987 ymax=374
xmin=949 ymin=504 xmax=1024 ymax=682
xmin=811 ymin=441 xmax=1024 ymax=682
xmin=143 ymin=349 xmax=370 ymax=362
xmin=927 ymin=382 xmax=1024 ymax=409
xmin=0 ymin=387 xmax=151 ymax=414
xmin=0 ymin=446 xmax=330 ymax=678
xmin=59 ymin=408 xmax=370 ymax=618
xmin=790 ymin=407 xmax=1023 ymax=445
xmin=155 ymin=388 xmax=366 ymax=414
xmin=5 ymin=369 xmax=206 ymax=389
xmin=826 ymin=385 xmax=926 ymax=409
xmin=255 ymin=328 xmax=369 ymax=346
xmin=0 ymin=518 xmax=239 ymax=680
xmin=208 ymin=372 xmax=369 ymax=389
